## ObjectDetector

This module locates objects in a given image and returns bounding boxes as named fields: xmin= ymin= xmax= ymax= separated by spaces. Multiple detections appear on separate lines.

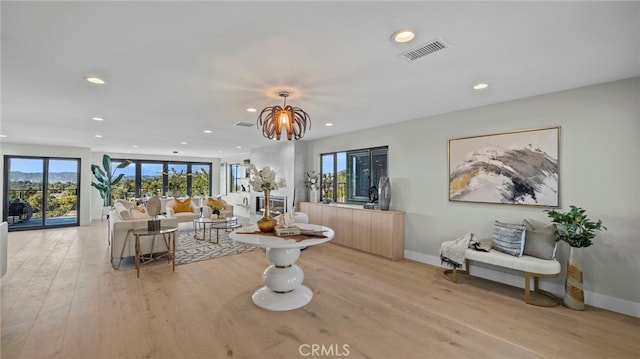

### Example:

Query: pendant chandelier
xmin=257 ymin=91 xmax=311 ymax=141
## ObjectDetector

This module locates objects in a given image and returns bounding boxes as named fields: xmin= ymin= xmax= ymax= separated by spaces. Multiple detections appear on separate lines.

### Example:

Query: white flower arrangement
xmin=305 ymin=170 xmax=319 ymax=190
xmin=247 ymin=164 xmax=287 ymax=191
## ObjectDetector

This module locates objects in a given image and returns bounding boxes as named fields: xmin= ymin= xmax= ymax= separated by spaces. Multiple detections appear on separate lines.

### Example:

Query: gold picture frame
xmin=448 ymin=126 xmax=560 ymax=206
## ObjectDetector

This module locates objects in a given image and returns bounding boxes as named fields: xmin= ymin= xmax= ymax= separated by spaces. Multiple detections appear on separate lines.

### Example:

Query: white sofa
xmin=165 ymin=197 xmax=234 ymax=223
xmin=108 ymin=204 xmax=179 ymax=267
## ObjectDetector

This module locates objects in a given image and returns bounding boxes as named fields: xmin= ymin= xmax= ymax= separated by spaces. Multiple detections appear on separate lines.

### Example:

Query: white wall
xmin=306 ymin=77 xmax=640 ymax=316
xmin=1 ymin=144 xmax=93 ymax=226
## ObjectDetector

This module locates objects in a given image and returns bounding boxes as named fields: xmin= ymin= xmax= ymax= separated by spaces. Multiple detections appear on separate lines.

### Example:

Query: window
xmin=113 ymin=159 xmax=211 ymax=198
xmin=3 ymin=155 xmax=80 ymax=231
xmin=191 ymin=164 xmax=210 ymax=196
xmin=320 ymin=146 xmax=388 ymax=203
xmin=229 ymin=164 xmax=243 ymax=193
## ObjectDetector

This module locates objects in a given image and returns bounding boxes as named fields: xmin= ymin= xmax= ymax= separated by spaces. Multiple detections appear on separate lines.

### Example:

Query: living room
xmin=1 ymin=2 xmax=639 ymax=358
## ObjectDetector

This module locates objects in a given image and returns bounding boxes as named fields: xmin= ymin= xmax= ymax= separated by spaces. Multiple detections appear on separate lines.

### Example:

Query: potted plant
xmin=545 ymin=205 xmax=607 ymax=310
xmin=305 ymin=171 xmax=320 ymax=202
xmin=91 ymin=154 xmax=132 ymax=207
xmin=321 ymin=173 xmax=333 ymax=204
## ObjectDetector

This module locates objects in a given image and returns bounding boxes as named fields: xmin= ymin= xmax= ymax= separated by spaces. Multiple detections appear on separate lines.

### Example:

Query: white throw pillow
xmin=113 ymin=202 xmax=130 ymax=220
xmin=521 ymin=218 xmax=557 ymax=260
xmin=130 ymin=207 xmax=150 ymax=219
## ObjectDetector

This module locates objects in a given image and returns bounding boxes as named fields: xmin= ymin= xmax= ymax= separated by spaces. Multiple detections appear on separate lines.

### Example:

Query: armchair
xmin=165 ymin=197 xmax=202 ymax=223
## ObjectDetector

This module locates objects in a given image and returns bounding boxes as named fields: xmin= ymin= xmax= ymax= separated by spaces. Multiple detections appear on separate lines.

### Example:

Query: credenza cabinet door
xmin=370 ymin=211 xmax=404 ymax=260
xmin=301 ymin=202 xmax=322 ymax=225
xmin=351 ymin=210 xmax=371 ymax=252
xmin=321 ymin=205 xmax=338 ymax=242
xmin=335 ymin=207 xmax=353 ymax=247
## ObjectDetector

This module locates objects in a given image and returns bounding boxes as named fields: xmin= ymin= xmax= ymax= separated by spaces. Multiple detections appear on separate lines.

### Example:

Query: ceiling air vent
xmin=400 ymin=37 xmax=450 ymax=62
xmin=234 ymin=121 xmax=254 ymax=128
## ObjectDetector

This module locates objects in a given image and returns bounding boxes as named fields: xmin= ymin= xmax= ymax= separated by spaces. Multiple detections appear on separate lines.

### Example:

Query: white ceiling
xmin=2 ymin=1 xmax=639 ymax=159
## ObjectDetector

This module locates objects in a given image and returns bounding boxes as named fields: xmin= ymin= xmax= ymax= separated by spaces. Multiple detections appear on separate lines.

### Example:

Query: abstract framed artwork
xmin=448 ymin=126 xmax=559 ymax=206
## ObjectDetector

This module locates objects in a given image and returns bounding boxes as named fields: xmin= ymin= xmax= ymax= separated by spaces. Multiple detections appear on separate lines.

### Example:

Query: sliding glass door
xmin=4 ymin=156 xmax=80 ymax=231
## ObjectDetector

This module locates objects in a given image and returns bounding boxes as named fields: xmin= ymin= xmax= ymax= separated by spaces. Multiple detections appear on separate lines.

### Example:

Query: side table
xmin=130 ymin=226 xmax=178 ymax=278
xmin=230 ymin=224 xmax=334 ymax=311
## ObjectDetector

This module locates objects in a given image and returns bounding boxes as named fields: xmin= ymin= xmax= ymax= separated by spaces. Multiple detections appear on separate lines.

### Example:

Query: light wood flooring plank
xmin=1 ymin=221 xmax=638 ymax=359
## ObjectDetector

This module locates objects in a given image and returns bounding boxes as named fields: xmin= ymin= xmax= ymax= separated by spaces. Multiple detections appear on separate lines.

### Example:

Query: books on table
xmin=275 ymin=226 xmax=301 ymax=236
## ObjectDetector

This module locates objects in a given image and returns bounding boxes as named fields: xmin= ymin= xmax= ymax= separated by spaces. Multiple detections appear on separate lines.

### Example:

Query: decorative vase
xmin=147 ymin=218 xmax=161 ymax=232
xmin=309 ymin=188 xmax=320 ymax=203
xmin=257 ymin=190 xmax=276 ymax=233
xmin=564 ymin=246 xmax=585 ymax=310
xmin=378 ymin=176 xmax=390 ymax=211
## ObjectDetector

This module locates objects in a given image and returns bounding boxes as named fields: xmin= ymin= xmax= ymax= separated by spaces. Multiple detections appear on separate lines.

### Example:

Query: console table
xmin=298 ymin=202 xmax=404 ymax=260
xmin=230 ymin=224 xmax=334 ymax=311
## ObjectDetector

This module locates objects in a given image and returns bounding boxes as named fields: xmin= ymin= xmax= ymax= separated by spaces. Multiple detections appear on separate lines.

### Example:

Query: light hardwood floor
xmin=1 ymin=221 xmax=638 ymax=359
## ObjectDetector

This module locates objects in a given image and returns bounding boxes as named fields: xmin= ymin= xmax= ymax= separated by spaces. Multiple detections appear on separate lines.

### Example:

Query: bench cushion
xmin=466 ymin=248 xmax=560 ymax=275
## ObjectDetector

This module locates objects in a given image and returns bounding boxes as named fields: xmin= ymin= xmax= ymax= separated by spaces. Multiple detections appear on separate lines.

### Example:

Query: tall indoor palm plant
xmin=91 ymin=154 xmax=131 ymax=207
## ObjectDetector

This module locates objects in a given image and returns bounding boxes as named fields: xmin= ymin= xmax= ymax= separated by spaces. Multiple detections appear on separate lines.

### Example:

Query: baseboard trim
xmin=405 ymin=249 xmax=639 ymax=318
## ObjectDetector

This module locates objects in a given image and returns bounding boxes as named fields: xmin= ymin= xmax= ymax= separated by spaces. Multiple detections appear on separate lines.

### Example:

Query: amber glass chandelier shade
xmin=257 ymin=92 xmax=311 ymax=140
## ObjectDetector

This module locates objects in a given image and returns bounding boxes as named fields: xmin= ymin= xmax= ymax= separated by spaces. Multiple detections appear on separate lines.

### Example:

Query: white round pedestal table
xmin=230 ymin=223 xmax=334 ymax=311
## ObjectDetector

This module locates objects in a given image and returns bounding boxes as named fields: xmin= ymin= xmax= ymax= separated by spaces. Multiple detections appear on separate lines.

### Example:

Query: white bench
xmin=443 ymin=248 xmax=561 ymax=307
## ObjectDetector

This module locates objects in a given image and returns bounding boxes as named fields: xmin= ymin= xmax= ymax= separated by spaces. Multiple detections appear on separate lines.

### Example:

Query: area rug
xmin=175 ymin=229 xmax=256 ymax=265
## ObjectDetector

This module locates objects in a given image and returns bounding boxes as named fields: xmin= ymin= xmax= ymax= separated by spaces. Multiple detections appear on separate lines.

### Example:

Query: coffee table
xmin=230 ymin=223 xmax=334 ymax=311
xmin=209 ymin=218 xmax=242 ymax=243
xmin=193 ymin=216 xmax=240 ymax=243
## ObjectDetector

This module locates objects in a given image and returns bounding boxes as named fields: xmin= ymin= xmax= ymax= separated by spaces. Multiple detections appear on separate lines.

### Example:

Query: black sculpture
xmin=368 ymin=186 xmax=379 ymax=203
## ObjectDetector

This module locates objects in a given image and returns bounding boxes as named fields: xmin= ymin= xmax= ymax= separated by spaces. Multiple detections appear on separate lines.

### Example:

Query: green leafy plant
xmin=91 ymin=154 xmax=131 ymax=207
xmin=545 ymin=205 xmax=607 ymax=248
xmin=321 ymin=173 xmax=333 ymax=201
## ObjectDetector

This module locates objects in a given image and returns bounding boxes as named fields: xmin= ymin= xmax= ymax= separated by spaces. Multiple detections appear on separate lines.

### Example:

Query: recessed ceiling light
xmin=180 ymin=141 xmax=188 ymax=145
xmin=325 ymin=122 xmax=334 ymax=127
xmin=246 ymin=108 xmax=257 ymax=113
xmin=203 ymin=130 xmax=212 ymax=134
xmin=85 ymin=76 xmax=106 ymax=85
xmin=472 ymin=82 xmax=489 ymax=90
xmin=0 ymin=134 xmax=7 ymax=138
xmin=92 ymin=117 xmax=104 ymax=121
xmin=132 ymin=145 xmax=138 ymax=148
xmin=218 ymin=151 xmax=223 ymax=154
xmin=392 ymin=30 xmax=415 ymax=43
xmin=94 ymin=134 xmax=103 ymax=138
xmin=235 ymin=146 xmax=242 ymax=149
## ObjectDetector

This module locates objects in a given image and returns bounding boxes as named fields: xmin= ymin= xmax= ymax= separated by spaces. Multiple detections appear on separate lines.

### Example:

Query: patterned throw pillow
xmin=521 ymin=219 xmax=557 ymax=260
xmin=174 ymin=198 xmax=192 ymax=213
xmin=492 ymin=221 xmax=526 ymax=257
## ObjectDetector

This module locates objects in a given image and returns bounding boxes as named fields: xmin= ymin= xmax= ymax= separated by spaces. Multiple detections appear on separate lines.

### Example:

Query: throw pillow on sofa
xmin=208 ymin=197 xmax=224 ymax=210
xmin=174 ymin=198 xmax=192 ymax=213
xmin=492 ymin=220 xmax=526 ymax=257
xmin=130 ymin=207 xmax=150 ymax=219
xmin=521 ymin=218 xmax=557 ymax=260
xmin=113 ymin=202 xmax=131 ymax=220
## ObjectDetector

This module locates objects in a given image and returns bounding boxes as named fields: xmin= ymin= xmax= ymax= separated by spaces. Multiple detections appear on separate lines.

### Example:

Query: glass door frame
xmin=3 ymin=155 xmax=81 ymax=231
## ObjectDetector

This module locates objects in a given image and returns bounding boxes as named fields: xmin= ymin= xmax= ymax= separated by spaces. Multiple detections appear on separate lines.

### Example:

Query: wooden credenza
xmin=298 ymin=202 xmax=404 ymax=260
